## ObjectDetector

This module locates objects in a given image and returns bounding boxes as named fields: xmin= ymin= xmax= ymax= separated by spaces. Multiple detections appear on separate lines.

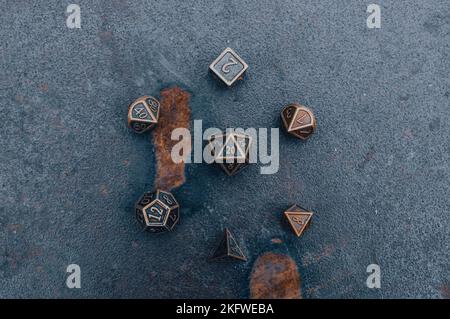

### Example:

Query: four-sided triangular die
xmin=211 ymin=228 xmax=247 ymax=261
xmin=284 ymin=205 xmax=313 ymax=237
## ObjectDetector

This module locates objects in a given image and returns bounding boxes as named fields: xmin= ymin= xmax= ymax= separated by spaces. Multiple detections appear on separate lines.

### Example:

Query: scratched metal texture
xmin=0 ymin=0 xmax=449 ymax=298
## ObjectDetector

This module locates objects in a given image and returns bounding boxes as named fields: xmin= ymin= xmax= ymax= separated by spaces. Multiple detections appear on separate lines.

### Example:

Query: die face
xmin=284 ymin=205 xmax=313 ymax=237
xmin=227 ymin=239 xmax=247 ymax=261
xmin=136 ymin=207 xmax=168 ymax=233
xmin=291 ymin=125 xmax=314 ymax=140
xmin=164 ymin=207 xmax=180 ymax=230
xmin=208 ymin=132 xmax=252 ymax=175
xmin=219 ymin=162 xmax=248 ymax=176
xmin=232 ymin=133 xmax=251 ymax=159
xmin=220 ymin=134 xmax=246 ymax=161
xmin=211 ymin=232 xmax=228 ymax=259
xmin=281 ymin=104 xmax=297 ymax=129
xmin=281 ymin=104 xmax=316 ymax=140
xmin=135 ymin=191 xmax=156 ymax=209
xmin=289 ymin=108 xmax=313 ymax=131
xmin=128 ymin=95 xmax=160 ymax=134
xmin=129 ymin=120 xmax=155 ymax=134
xmin=211 ymin=228 xmax=247 ymax=261
xmin=143 ymin=199 xmax=170 ymax=227
xmin=130 ymin=102 xmax=154 ymax=122
xmin=209 ymin=132 xmax=251 ymax=162
xmin=285 ymin=212 xmax=312 ymax=237
xmin=157 ymin=190 xmax=179 ymax=209
xmin=144 ymin=96 xmax=160 ymax=120
xmin=209 ymin=48 xmax=248 ymax=86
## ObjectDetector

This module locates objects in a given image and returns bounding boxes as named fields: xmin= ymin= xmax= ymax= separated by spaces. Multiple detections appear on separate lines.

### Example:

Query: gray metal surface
xmin=0 ymin=0 xmax=449 ymax=298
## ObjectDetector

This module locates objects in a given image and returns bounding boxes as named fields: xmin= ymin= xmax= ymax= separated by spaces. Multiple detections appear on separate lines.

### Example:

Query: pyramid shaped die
xmin=211 ymin=228 xmax=247 ymax=261
xmin=207 ymin=131 xmax=252 ymax=176
xmin=284 ymin=204 xmax=313 ymax=237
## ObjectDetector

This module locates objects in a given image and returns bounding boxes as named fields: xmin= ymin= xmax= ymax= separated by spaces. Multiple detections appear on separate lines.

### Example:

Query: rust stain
xmin=271 ymin=238 xmax=283 ymax=244
xmin=153 ymin=86 xmax=191 ymax=191
xmin=250 ymin=252 xmax=301 ymax=299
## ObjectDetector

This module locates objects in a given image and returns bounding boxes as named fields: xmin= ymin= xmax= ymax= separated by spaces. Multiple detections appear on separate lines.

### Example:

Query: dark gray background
xmin=0 ymin=0 xmax=448 ymax=298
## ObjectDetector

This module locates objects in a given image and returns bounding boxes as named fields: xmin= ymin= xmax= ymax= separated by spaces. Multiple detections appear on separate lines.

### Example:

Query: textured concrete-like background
xmin=0 ymin=0 xmax=449 ymax=298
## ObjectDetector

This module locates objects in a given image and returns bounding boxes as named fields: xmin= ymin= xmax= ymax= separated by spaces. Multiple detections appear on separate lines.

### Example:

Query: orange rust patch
xmin=250 ymin=252 xmax=301 ymax=299
xmin=153 ymin=86 xmax=191 ymax=191
xmin=271 ymin=238 xmax=283 ymax=244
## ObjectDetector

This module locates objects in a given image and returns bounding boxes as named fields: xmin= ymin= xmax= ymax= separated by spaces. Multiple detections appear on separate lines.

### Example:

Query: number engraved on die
xmin=221 ymin=57 xmax=238 ymax=74
xmin=296 ymin=113 xmax=309 ymax=126
xmin=162 ymin=194 xmax=173 ymax=205
xmin=239 ymin=139 xmax=247 ymax=151
xmin=134 ymin=106 xmax=147 ymax=119
xmin=225 ymin=145 xmax=236 ymax=155
xmin=149 ymin=206 xmax=163 ymax=221
xmin=146 ymin=100 xmax=159 ymax=113
xmin=286 ymin=108 xmax=293 ymax=118
xmin=133 ymin=122 xmax=147 ymax=131
xmin=292 ymin=216 xmax=304 ymax=226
